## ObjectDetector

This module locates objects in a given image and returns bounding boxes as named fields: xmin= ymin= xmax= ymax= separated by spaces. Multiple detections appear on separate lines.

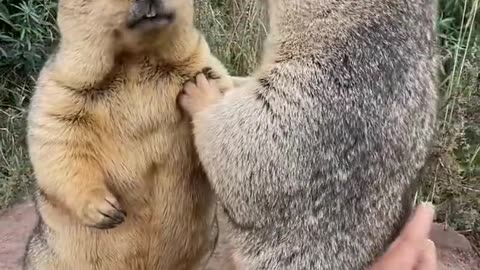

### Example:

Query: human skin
xmin=370 ymin=203 xmax=437 ymax=270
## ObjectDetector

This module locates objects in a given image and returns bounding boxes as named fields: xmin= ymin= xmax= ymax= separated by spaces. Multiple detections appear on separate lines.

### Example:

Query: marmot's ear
xmin=201 ymin=67 xmax=221 ymax=80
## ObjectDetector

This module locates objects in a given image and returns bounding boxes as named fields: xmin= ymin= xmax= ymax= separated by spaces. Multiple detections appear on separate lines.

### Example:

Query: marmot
xmin=23 ymin=0 xmax=232 ymax=269
xmin=180 ymin=0 xmax=439 ymax=269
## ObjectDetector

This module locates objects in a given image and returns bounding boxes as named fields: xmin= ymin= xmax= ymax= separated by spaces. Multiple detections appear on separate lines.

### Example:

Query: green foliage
xmin=423 ymin=0 xmax=480 ymax=235
xmin=0 ymin=0 xmax=58 ymax=86
xmin=0 ymin=0 xmax=58 ymax=207
xmin=195 ymin=0 xmax=266 ymax=75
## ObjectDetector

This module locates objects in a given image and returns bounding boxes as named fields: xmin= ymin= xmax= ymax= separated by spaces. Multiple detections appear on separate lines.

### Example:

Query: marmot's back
xmin=184 ymin=0 xmax=438 ymax=269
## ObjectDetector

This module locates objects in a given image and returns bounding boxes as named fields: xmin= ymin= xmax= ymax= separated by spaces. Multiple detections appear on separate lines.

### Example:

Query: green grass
xmin=194 ymin=0 xmax=266 ymax=75
xmin=1 ymin=0 xmax=479 ymax=247
xmin=427 ymin=0 xmax=479 ymax=222
xmin=0 ymin=0 xmax=57 ymax=206
xmin=423 ymin=0 xmax=480 ymax=252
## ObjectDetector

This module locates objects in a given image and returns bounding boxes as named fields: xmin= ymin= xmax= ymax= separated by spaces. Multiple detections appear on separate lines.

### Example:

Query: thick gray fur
xmin=195 ymin=0 xmax=439 ymax=269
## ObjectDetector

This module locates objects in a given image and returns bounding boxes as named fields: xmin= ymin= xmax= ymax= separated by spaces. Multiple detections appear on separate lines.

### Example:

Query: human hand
xmin=370 ymin=203 xmax=437 ymax=270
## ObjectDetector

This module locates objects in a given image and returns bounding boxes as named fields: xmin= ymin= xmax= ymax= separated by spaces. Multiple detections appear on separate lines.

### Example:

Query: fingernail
xmin=420 ymin=201 xmax=435 ymax=209
xmin=426 ymin=239 xmax=436 ymax=246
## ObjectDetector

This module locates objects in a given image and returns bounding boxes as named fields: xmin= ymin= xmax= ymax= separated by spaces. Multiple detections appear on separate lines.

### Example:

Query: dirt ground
xmin=1 ymin=201 xmax=479 ymax=270
xmin=0 ymin=202 xmax=36 ymax=270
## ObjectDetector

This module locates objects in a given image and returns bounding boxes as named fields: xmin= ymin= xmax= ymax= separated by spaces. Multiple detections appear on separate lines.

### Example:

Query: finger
xmin=414 ymin=240 xmax=437 ymax=270
xmin=196 ymin=73 xmax=209 ymax=89
xmin=373 ymin=239 xmax=419 ymax=269
xmin=389 ymin=203 xmax=435 ymax=251
xmin=398 ymin=203 xmax=435 ymax=246
xmin=388 ymin=204 xmax=433 ymax=250
xmin=370 ymin=204 xmax=436 ymax=270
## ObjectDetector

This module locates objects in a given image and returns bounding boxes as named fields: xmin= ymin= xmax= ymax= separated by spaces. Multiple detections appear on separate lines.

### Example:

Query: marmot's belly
xmin=43 ymin=218 xmax=210 ymax=270
xmin=35 ymin=142 xmax=213 ymax=269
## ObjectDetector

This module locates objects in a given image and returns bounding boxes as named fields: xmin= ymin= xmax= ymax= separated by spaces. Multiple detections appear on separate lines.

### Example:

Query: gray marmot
xmin=180 ymin=0 xmax=439 ymax=269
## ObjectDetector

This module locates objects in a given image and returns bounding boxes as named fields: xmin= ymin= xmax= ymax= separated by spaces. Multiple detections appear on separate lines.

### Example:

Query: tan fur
xmin=23 ymin=0 xmax=232 ymax=269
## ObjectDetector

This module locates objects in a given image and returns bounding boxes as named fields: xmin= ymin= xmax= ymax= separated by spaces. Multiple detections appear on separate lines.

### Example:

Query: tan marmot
xmin=23 ymin=0 xmax=232 ymax=269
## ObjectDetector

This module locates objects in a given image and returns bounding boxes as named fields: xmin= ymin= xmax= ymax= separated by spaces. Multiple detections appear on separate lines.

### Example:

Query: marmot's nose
xmin=147 ymin=0 xmax=166 ymax=16
xmin=127 ymin=0 xmax=174 ymax=30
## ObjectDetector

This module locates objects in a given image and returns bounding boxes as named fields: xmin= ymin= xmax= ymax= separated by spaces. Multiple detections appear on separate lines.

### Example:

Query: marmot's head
xmin=57 ymin=0 xmax=194 ymax=42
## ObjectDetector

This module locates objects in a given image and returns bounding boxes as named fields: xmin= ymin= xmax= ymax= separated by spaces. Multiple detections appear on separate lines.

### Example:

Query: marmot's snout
xmin=127 ymin=0 xmax=175 ymax=31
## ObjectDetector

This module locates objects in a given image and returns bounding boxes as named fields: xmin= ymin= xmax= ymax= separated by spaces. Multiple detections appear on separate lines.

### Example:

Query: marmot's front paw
xmin=180 ymin=73 xmax=223 ymax=116
xmin=75 ymin=188 xmax=126 ymax=229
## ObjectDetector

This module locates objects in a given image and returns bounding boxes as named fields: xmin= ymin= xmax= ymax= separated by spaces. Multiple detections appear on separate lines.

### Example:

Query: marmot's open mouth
xmin=127 ymin=12 xmax=175 ymax=30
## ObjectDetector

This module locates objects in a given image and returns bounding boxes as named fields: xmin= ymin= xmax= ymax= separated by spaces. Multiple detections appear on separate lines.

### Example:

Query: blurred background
xmin=0 ymin=0 xmax=478 ymax=254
